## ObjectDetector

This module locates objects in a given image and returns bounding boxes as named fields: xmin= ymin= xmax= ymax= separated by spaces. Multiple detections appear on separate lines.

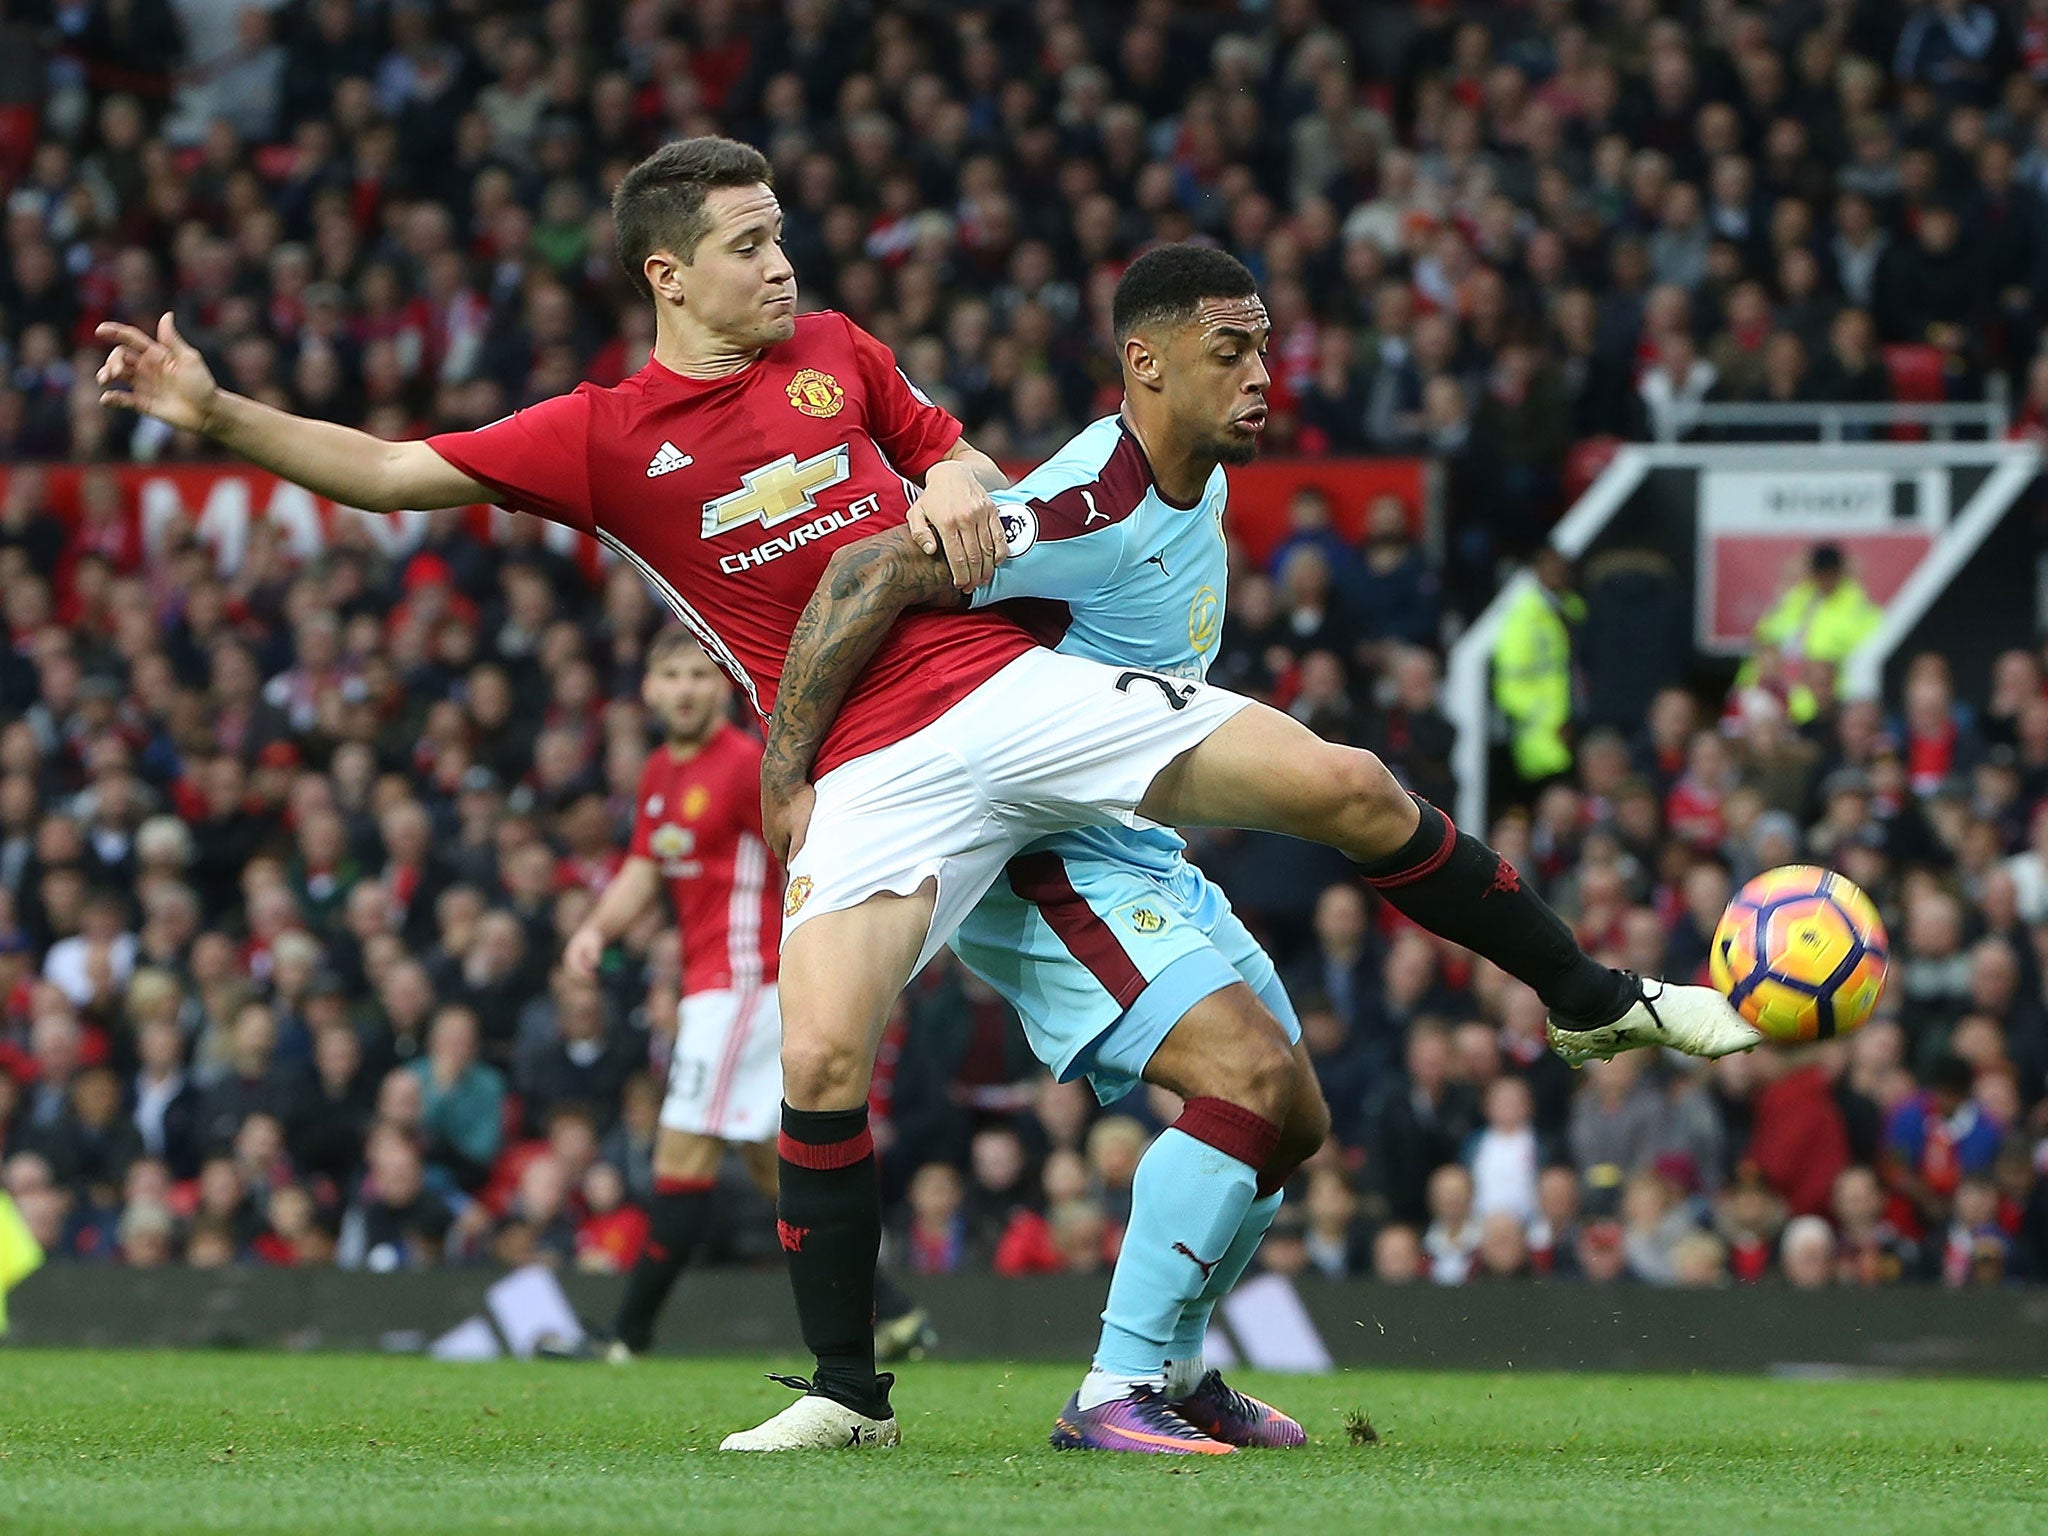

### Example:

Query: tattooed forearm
xmin=763 ymin=527 xmax=965 ymax=794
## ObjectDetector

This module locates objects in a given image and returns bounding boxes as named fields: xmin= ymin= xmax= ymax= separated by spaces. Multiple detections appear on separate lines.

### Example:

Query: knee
xmin=1270 ymin=1077 xmax=1331 ymax=1182
xmin=1315 ymin=747 xmax=1415 ymax=852
xmin=780 ymin=1028 xmax=872 ymax=1112
xmin=1227 ymin=1032 xmax=1296 ymax=1127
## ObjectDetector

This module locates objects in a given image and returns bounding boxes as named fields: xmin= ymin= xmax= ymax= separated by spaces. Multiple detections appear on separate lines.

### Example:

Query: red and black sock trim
xmin=777 ymin=1125 xmax=875 ymax=1170
xmin=1356 ymin=793 xmax=1455 ymax=888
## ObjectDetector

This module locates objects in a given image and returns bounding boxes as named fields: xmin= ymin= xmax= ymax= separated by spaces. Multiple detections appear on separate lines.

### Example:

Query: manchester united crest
xmin=786 ymin=370 xmax=845 ymax=418
xmin=681 ymin=785 xmax=709 ymax=820
xmin=785 ymin=875 xmax=814 ymax=917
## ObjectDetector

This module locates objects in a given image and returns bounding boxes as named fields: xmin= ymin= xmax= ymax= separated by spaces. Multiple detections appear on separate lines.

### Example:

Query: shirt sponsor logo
xmin=786 ymin=369 xmax=846 ymax=419
xmin=718 ymin=494 xmax=883 ymax=573
xmin=649 ymin=824 xmax=696 ymax=861
xmin=1189 ymin=586 xmax=1220 ymax=653
xmin=649 ymin=823 xmax=700 ymax=877
xmin=702 ymin=445 xmax=853 ymax=539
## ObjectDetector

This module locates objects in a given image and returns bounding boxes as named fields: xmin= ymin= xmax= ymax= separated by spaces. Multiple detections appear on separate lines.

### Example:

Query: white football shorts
xmin=658 ymin=984 xmax=782 ymax=1143
xmin=781 ymin=647 xmax=1253 ymax=976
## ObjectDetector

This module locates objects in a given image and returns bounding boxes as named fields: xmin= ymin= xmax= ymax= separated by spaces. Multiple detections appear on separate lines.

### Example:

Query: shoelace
xmin=1127 ymin=1386 xmax=1214 ymax=1439
xmin=1624 ymin=970 xmax=1671 ymax=1035
xmin=1190 ymin=1371 xmax=1258 ymax=1421
xmin=764 ymin=1370 xmax=897 ymax=1408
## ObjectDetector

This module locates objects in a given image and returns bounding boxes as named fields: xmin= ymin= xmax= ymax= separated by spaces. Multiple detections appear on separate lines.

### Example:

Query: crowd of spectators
xmin=4 ymin=0 xmax=2048 ymax=1301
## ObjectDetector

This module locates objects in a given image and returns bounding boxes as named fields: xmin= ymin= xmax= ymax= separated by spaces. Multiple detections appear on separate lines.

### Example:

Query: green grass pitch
xmin=3 ymin=1350 xmax=2045 ymax=1535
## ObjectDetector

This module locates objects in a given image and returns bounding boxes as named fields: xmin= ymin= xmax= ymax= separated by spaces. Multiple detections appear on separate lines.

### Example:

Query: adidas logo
xmin=647 ymin=442 xmax=694 ymax=478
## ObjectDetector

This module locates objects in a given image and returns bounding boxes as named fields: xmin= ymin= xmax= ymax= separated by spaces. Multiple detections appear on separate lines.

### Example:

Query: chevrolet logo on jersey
xmin=701 ymin=445 xmax=852 ymax=538
xmin=649 ymin=824 xmax=695 ymax=861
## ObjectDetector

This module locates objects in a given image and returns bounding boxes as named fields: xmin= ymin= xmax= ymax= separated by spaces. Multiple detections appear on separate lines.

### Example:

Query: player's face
xmin=1166 ymin=295 xmax=1271 ymax=467
xmin=678 ymin=183 xmax=799 ymax=349
xmin=642 ymin=648 xmax=730 ymax=745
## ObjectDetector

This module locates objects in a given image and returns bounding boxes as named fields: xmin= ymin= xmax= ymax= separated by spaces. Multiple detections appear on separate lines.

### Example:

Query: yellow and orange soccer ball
xmin=1709 ymin=865 xmax=1889 ymax=1042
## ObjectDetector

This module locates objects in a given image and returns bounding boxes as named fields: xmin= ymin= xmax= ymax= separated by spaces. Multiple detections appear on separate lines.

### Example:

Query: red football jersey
xmin=427 ymin=311 xmax=1039 ymax=776
xmin=628 ymin=723 xmax=780 ymax=995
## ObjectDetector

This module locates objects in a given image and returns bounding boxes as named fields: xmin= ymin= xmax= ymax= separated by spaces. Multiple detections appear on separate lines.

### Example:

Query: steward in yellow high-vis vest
xmin=0 ymin=1189 xmax=45 ymax=1334
xmin=1738 ymin=544 xmax=1883 ymax=721
xmin=1493 ymin=548 xmax=1585 ymax=782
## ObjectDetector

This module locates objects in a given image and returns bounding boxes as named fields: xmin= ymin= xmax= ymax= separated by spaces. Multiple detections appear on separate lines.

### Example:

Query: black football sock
xmin=1358 ymin=795 xmax=1636 ymax=1028
xmin=611 ymin=1176 xmax=715 ymax=1353
xmin=778 ymin=1103 xmax=890 ymax=1418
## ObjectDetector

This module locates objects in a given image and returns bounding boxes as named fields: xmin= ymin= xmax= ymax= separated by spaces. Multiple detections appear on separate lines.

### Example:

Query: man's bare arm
xmin=564 ymin=855 xmax=664 ymax=978
xmin=762 ymin=527 xmax=963 ymax=822
xmin=202 ymin=393 xmax=486 ymax=512
xmin=97 ymin=315 xmax=488 ymax=512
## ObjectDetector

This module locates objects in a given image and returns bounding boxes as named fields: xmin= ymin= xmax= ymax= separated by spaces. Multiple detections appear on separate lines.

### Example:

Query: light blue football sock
xmin=1165 ymin=1189 xmax=1284 ymax=1378
xmin=1092 ymin=1127 xmax=1260 ymax=1382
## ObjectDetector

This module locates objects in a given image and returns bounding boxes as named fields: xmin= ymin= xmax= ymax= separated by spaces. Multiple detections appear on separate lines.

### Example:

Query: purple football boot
xmin=1049 ymin=1385 xmax=1236 ymax=1455
xmin=1170 ymin=1371 xmax=1308 ymax=1448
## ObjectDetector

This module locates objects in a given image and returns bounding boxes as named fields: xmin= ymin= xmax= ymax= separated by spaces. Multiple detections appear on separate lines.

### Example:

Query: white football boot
xmin=719 ymin=1373 xmax=901 ymax=1452
xmin=1546 ymin=973 xmax=1764 ymax=1068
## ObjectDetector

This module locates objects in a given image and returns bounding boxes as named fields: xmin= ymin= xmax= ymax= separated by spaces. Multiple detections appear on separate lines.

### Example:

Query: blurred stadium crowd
xmin=3 ymin=0 xmax=2048 ymax=1294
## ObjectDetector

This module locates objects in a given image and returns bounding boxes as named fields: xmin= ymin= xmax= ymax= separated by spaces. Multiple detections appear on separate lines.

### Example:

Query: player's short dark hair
xmin=612 ymin=137 xmax=773 ymax=301
xmin=646 ymin=626 xmax=703 ymax=668
xmin=1111 ymin=243 xmax=1259 ymax=342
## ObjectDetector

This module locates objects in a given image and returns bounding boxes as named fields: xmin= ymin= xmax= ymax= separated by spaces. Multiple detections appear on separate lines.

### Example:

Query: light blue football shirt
xmin=965 ymin=413 xmax=1231 ymax=876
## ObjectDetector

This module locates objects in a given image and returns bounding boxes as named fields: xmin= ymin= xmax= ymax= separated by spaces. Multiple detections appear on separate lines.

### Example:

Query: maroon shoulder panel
xmin=1028 ymin=427 xmax=1154 ymax=542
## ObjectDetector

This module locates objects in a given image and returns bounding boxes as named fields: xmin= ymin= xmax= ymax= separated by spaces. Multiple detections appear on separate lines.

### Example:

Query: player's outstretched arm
xmin=97 ymin=314 xmax=489 ymax=513
xmin=761 ymin=526 xmax=962 ymax=857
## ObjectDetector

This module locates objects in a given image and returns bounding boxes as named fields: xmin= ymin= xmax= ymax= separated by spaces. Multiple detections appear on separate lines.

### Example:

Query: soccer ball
xmin=1708 ymin=865 xmax=1889 ymax=1042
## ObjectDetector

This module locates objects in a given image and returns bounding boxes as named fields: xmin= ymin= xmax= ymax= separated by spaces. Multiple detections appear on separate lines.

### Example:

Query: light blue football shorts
xmin=949 ymin=848 xmax=1300 ymax=1105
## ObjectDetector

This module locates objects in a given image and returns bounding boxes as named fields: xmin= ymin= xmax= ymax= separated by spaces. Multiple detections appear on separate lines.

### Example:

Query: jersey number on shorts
xmin=1115 ymin=670 xmax=1198 ymax=710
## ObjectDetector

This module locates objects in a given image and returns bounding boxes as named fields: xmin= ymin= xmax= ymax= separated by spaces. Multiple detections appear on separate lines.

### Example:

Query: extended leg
xmin=1140 ymin=705 xmax=1760 ymax=1059
xmin=719 ymin=883 xmax=934 ymax=1452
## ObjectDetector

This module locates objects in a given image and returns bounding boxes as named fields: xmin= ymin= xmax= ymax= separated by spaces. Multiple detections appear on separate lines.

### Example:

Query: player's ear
xmin=1123 ymin=334 xmax=1161 ymax=389
xmin=645 ymin=250 xmax=686 ymax=305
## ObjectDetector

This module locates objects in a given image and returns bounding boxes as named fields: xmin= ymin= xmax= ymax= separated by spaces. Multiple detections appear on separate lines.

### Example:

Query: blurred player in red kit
xmin=540 ymin=627 xmax=930 ymax=1363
